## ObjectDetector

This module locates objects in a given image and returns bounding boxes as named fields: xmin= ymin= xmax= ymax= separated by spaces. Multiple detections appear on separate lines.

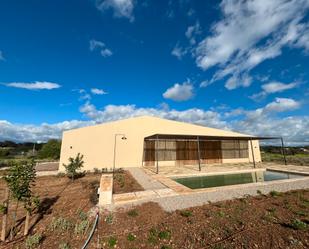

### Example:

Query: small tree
xmin=4 ymin=159 xmax=36 ymax=238
xmin=63 ymin=153 xmax=84 ymax=181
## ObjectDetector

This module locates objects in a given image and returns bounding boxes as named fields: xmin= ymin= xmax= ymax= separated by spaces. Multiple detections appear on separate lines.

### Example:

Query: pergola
xmin=143 ymin=134 xmax=286 ymax=174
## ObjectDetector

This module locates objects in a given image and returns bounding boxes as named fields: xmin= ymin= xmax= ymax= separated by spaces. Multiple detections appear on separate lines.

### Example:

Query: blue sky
xmin=0 ymin=0 xmax=308 ymax=144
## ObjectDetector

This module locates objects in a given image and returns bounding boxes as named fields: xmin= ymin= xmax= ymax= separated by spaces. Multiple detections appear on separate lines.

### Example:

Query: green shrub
xmin=77 ymin=209 xmax=88 ymax=220
xmin=270 ymin=190 xmax=281 ymax=197
xmin=25 ymin=233 xmax=43 ymax=249
xmin=108 ymin=236 xmax=117 ymax=248
xmin=127 ymin=209 xmax=138 ymax=217
xmin=127 ymin=233 xmax=136 ymax=241
xmin=50 ymin=217 xmax=73 ymax=232
xmin=105 ymin=213 xmax=113 ymax=224
xmin=158 ymin=230 xmax=171 ymax=240
xmin=63 ymin=153 xmax=84 ymax=181
xmin=290 ymin=219 xmax=308 ymax=230
xmin=148 ymin=228 xmax=158 ymax=244
xmin=74 ymin=220 xmax=89 ymax=235
xmin=180 ymin=210 xmax=192 ymax=217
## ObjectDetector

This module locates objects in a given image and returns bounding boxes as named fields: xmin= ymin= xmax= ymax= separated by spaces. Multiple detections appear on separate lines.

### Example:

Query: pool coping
xmin=154 ymin=167 xmax=309 ymax=194
xmin=109 ymin=166 xmax=309 ymax=210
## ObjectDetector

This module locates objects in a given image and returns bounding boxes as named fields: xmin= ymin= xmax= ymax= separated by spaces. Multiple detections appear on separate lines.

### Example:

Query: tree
xmin=4 ymin=159 xmax=37 ymax=238
xmin=63 ymin=153 xmax=84 ymax=181
xmin=38 ymin=139 xmax=61 ymax=159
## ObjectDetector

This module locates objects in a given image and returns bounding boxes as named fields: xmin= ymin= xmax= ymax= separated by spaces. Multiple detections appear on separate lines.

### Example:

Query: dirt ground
xmin=113 ymin=171 xmax=144 ymax=194
xmin=0 ymin=174 xmax=100 ymax=249
xmin=0 ymin=173 xmax=308 ymax=249
xmin=93 ymin=189 xmax=309 ymax=249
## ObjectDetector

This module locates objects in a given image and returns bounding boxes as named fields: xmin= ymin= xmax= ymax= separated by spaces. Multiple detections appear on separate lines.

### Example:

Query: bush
xmin=50 ymin=217 xmax=73 ymax=232
xmin=290 ymin=219 xmax=308 ymax=230
xmin=180 ymin=210 xmax=192 ymax=217
xmin=127 ymin=209 xmax=138 ymax=217
xmin=38 ymin=139 xmax=61 ymax=160
xmin=74 ymin=220 xmax=89 ymax=235
xmin=108 ymin=236 xmax=117 ymax=248
xmin=127 ymin=233 xmax=136 ymax=241
xmin=25 ymin=233 xmax=43 ymax=249
xmin=63 ymin=153 xmax=84 ymax=181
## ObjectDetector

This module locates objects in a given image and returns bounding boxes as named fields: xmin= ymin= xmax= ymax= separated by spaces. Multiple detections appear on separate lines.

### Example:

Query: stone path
xmin=127 ymin=167 xmax=165 ymax=190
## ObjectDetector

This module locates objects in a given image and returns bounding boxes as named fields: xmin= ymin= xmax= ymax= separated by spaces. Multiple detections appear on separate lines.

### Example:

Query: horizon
xmin=0 ymin=0 xmax=308 ymax=145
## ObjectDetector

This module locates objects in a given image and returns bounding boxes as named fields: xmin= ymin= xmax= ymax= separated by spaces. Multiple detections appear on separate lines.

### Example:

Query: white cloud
xmin=0 ymin=97 xmax=307 ymax=144
xmin=0 ymin=120 xmax=93 ymax=142
xmin=195 ymin=0 xmax=309 ymax=89
xmin=225 ymin=74 xmax=252 ymax=90
xmin=89 ymin=39 xmax=113 ymax=57
xmin=250 ymin=81 xmax=298 ymax=100
xmin=185 ymin=21 xmax=201 ymax=45
xmin=0 ymin=51 xmax=5 ymax=61
xmin=263 ymin=97 xmax=300 ymax=113
xmin=171 ymin=44 xmax=187 ymax=60
xmin=262 ymin=82 xmax=298 ymax=94
xmin=95 ymin=0 xmax=135 ymax=22
xmin=79 ymin=102 xmax=228 ymax=129
xmin=91 ymin=88 xmax=108 ymax=95
xmin=163 ymin=81 xmax=194 ymax=101
xmin=4 ymin=81 xmax=61 ymax=90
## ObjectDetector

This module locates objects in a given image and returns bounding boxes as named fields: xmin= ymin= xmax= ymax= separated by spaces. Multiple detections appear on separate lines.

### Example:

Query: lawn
xmin=0 ymin=173 xmax=308 ymax=248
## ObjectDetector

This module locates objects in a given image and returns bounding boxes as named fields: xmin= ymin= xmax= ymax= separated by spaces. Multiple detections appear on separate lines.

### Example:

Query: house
xmin=59 ymin=115 xmax=261 ymax=172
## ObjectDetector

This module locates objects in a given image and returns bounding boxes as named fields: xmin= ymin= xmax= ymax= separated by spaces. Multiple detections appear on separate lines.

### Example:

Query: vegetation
xmin=180 ymin=210 xmax=192 ymax=217
xmin=4 ymin=159 xmax=37 ymax=237
xmin=289 ymin=219 xmax=308 ymax=230
xmin=25 ymin=233 xmax=43 ymax=249
xmin=38 ymin=139 xmax=61 ymax=160
xmin=50 ymin=217 xmax=73 ymax=232
xmin=127 ymin=209 xmax=138 ymax=217
xmin=62 ymin=153 xmax=84 ymax=181
xmin=261 ymin=145 xmax=309 ymax=166
xmin=108 ymin=236 xmax=117 ymax=248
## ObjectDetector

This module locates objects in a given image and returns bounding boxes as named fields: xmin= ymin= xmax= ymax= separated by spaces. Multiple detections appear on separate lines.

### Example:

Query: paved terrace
xmin=110 ymin=163 xmax=309 ymax=212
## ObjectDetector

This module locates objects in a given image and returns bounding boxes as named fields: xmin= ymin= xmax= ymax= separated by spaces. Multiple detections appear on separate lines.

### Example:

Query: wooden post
xmin=156 ymin=135 xmax=159 ymax=174
xmin=250 ymin=140 xmax=256 ymax=168
xmin=197 ymin=136 xmax=201 ymax=171
xmin=280 ymin=137 xmax=287 ymax=165
xmin=1 ymin=188 xmax=9 ymax=242
xmin=24 ymin=210 xmax=30 ymax=236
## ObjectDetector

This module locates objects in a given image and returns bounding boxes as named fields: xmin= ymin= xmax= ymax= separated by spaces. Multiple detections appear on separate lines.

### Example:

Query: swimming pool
xmin=172 ymin=170 xmax=306 ymax=189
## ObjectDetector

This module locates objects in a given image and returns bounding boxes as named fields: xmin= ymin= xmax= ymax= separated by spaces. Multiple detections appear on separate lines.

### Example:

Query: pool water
xmin=173 ymin=170 xmax=305 ymax=189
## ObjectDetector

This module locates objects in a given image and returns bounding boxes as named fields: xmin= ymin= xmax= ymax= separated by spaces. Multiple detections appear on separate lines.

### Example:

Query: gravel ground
xmin=154 ymin=177 xmax=309 ymax=212
xmin=127 ymin=167 xmax=165 ymax=190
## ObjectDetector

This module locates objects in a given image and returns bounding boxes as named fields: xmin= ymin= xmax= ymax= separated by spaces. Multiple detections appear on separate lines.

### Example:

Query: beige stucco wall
xmin=59 ymin=116 xmax=262 ymax=172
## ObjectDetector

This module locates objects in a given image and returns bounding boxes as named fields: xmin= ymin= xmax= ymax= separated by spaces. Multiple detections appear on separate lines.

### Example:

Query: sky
xmin=0 ymin=0 xmax=308 ymax=145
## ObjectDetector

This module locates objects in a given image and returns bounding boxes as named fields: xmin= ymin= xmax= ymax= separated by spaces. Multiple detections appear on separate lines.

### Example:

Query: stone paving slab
xmin=127 ymin=167 xmax=165 ymax=190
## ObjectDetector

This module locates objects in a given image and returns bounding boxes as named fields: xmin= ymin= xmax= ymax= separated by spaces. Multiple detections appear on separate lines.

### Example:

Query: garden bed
xmin=0 ymin=174 xmax=100 ymax=249
xmin=113 ymin=171 xmax=144 ymax=194
xmin=94 ymin=189 xmax=309 ymax=249
xmin=1 ymin=174 xmax=308 ymax=248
